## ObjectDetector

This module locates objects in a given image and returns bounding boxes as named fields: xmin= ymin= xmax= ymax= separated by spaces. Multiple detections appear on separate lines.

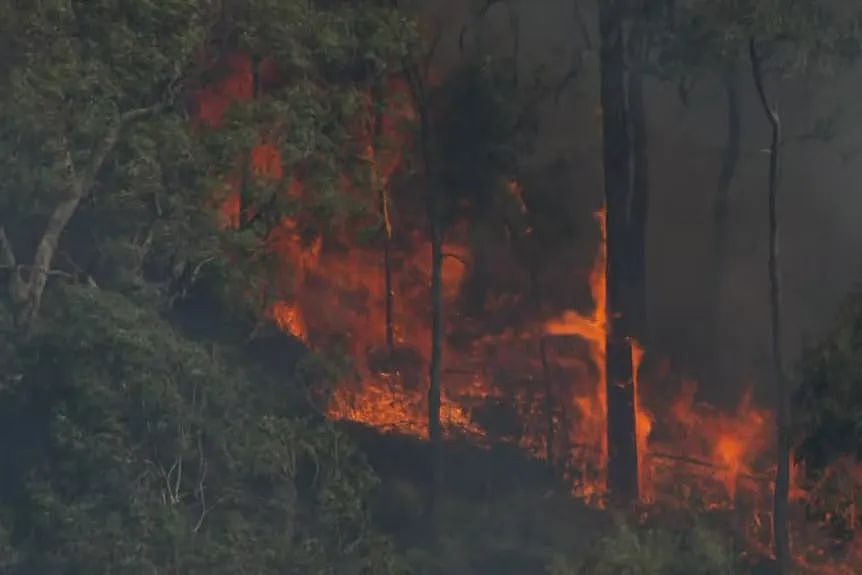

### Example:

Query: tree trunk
xmin=427 ymin=212 xmax=443 ymax=515
xmin=599 ymin=0 xmax=639 ymax=503
xmin=13 ymin=106 xmax=157 ymax=329
xmin=404 ymin=60 xmax=444 ymax=522
xmin=371 ymin=82 xmax=396 ymax=353
xmin=540 ymin=335 xmax=555 ymax=468
xmin=383 ymin=235 xmax=395 ymax=351
xmin=18 ymin=177 xmax=86 ymax=327
xmin=627 ymin=19 xmax=650 ymax=347
xmin=707 ymin=61 xmax=741 ymax=388
xmin=750 ymin=37 xmax=790 ymax=574
xmin=374 ymin=146 xmax=396 ymax=354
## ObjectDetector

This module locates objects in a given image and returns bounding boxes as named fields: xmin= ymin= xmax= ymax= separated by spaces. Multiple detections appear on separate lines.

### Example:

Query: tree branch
xmin=749 ymin=38 xmax=779 ymax=128
xmin=512 ymin=62 xmax=579 ymax=134
xmin=442 ymin=252 xmax=468 ymax=266
xmin=573 ymin=0 xmax=593 ymax=50
xmin=0 ymin=227 xmax=15 ymax=269
xmin=78 ymin=103 xmax=166 ymax=195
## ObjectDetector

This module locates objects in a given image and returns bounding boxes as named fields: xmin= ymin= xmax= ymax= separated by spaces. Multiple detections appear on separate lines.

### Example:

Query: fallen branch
xmin=442 ymin=252 xmax=468 ymax=266
xmin=650 ymin=450 xmax=771 ymax=483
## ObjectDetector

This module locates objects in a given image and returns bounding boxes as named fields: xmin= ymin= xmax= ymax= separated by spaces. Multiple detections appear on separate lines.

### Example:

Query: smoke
xmin=420 ymin=0 xmax=862 ymax=404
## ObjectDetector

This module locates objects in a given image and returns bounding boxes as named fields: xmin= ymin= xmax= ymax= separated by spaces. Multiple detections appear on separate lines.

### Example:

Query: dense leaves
xmin=0 ymin=1 xmax=415 ymax=573
xmin=0 ymin=287 xmax=404 ymax=574
xmin=794 ymin=291 xmax=862 ymax=470
xmin=551 ymin=518 xmax=732 ymax=575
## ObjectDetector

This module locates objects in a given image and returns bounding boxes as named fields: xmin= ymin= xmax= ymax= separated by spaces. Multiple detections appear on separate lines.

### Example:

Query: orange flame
xmin=544 ymin=207 xmax=609 ymax=501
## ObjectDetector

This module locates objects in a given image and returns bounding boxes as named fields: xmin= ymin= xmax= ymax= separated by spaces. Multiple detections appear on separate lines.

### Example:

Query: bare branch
xmin=512 ymin=61 xmax=579 ymax=133
xmin=573 ymin=0 xmax=593 ymax=50
xmin=749 ymin=38 xmax=780 ymax=128
xmin=193 ymin=432 xmax=209 ymax=533
xmin=78 ymin=103 xmax=165 ymax=195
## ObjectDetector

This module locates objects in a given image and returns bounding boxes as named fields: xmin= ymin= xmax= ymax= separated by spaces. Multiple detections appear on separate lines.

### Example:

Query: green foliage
xmin=556 ymin=518 xmax=733 ymax=575
xmin=794 ymin=290 xmax=862 ymax=472
xmin=0 ymin=286 xmax=404 ymax=574
xmin=0 ymin=0 xmax=417 ymax=328
xmin=199 ymin=1 xmax=416 ymax=228
xmin=376 ymin=470 xmax=608 ymax=575
xmin=652 ymin=0 xmax=862 ymax=91
xmin=0 ymin=4 xmax=420 ymax=568
xmin=0 ymin=1 xmax=204 ymax=216
xmin=791 ymin=287 xmax=862 ymax=544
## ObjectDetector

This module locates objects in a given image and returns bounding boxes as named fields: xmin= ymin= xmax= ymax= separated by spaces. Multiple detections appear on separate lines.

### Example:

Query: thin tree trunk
xmin=529 ymin=257 xmax=555 ymax=469
xmin=371 ymin=83 xmax=396 ymax=353
xmin=599 ymin=0 xmax=639 ymax=503
xmin=404 ymin=60 xmax=443 ymax=522
xmin=708 ymin=61 xmax=741 ymax=386
xmin=383 ymin=236 xmax=395 ymax=351
xmin=428 ymin=213 xmax=443 ymax=510
xmin=750 ymin=37 xmax=790 ymax=575
xmin=425 ymin=110 xmax=443 ymax=520
xmin=540 ymin=336 xmax=555 ymax=468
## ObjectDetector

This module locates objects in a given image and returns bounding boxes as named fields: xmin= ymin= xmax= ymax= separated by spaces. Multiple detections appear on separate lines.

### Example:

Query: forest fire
xmin=234 ymin=152 xmax=775 ymax=514
xmin=195 ymin=51 xmax=862 ymax=571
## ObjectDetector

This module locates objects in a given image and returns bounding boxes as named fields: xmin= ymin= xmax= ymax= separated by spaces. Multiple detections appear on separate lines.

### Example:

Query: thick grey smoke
xmin=420 ymin=0 xmax=862 ymax=403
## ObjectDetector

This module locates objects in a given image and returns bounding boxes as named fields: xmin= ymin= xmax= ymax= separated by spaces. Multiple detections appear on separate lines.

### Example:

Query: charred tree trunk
xmin=540 ymin=336 xmax=555 ymax=468
xmin=599 ymin=0 xmax=639 ymax=503
xmin=750 ymin=38 xmax=790 ymax=574
xmin=528 ymin=255 xmax=556 ymax=469
xmin=428 ymin=210 xmax=444 ymax=512
xmin=708 ymin=61 xmax=741 ymax=384
xmin=627 ymin=19 xmax=649 ymax=347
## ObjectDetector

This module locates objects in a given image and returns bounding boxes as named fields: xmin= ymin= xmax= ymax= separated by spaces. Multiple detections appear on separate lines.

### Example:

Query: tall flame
xmin=544 ymin=208 xmax=610 ymax=501
xmin=543 ymin=208 xmax=653 ymax=502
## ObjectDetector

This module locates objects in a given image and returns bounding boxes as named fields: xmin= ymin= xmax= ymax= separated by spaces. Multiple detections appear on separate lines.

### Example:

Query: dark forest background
xmin=2 ymin=1 xmax=862 ymax=574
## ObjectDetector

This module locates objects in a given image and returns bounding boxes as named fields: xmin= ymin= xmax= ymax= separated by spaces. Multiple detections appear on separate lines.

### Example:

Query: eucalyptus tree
xmin=0 ymin=0 xmax=413 ymax=331
xmin=664 ymin=1 xmax=861 ymax=570
xmin=0 ymin=1 xmax=415 ymax=572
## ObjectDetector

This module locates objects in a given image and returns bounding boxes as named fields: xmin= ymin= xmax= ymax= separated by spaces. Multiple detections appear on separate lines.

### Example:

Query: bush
xmin=794 ymin=291 xmax=862 ymax=471
xmin=0 ymin=286 xmax=405 ymax=574
xmin=551 ymin=518 xmax=733 ymax=575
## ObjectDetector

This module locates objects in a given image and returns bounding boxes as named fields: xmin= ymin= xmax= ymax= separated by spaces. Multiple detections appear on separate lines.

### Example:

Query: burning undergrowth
xmin=193 ymin=51 xmax=862 ymax=571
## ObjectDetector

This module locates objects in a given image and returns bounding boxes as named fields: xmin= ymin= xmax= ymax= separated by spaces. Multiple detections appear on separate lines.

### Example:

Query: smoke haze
xmin=419 ymin=0 xmax=862 ymax=403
